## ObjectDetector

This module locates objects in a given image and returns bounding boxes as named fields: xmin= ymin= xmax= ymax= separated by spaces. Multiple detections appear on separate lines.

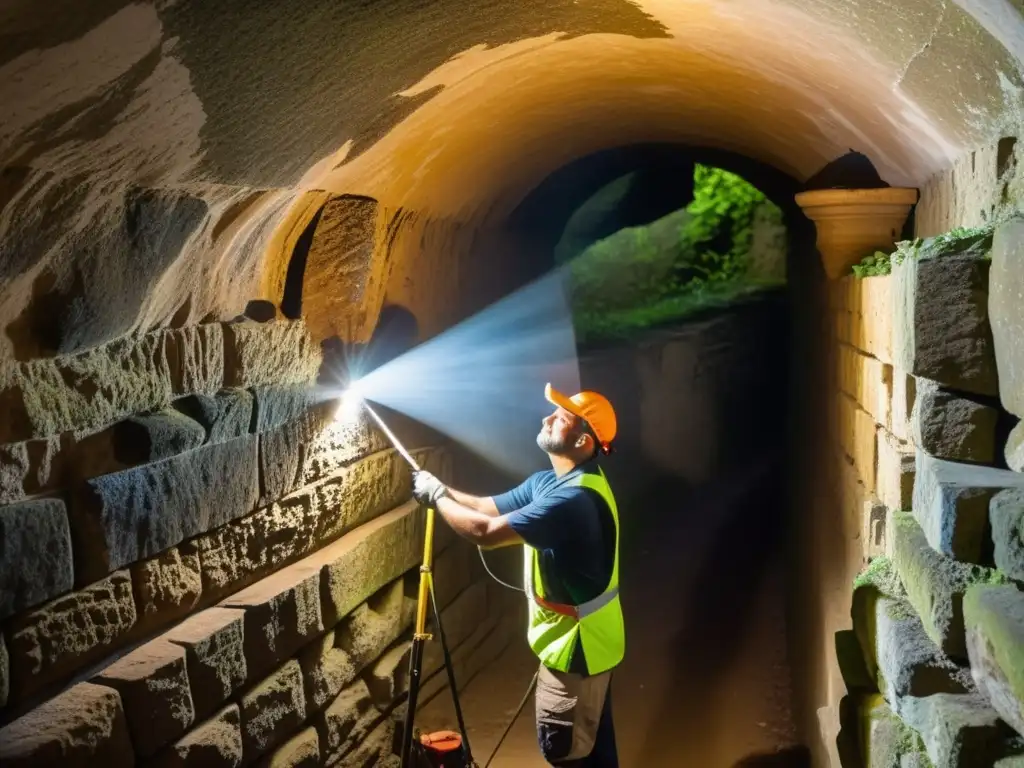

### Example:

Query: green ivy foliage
xmin=569 ymin=164 xmax=785 ymax=344
xmin=851 ymin=224 xmax=996 ymax=279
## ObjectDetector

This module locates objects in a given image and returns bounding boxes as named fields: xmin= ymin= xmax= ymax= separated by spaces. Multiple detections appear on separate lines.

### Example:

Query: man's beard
xmin=536 ymin=429 xmax=571 ymax=455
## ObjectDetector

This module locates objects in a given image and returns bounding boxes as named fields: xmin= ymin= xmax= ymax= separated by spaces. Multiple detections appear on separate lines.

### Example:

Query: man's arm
xmin=433 ymin=495 xmax=523 ymax=549
xmin=445 ymin=488 xmax=499 ymax=517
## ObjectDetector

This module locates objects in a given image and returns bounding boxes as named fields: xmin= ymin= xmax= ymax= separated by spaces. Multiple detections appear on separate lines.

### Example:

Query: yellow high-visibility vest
xmin=522 ymin=467 xmax=624 ymax=674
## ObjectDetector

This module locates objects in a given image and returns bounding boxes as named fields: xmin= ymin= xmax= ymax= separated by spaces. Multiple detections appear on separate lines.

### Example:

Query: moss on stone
xmin=963 ymin=584 xmax=1024 ymax=707
xmin=861 ymin=694 xmax=930 ymax=767
xmin=891 ymin=512 xmax=1006 ymax=658
xmin=855 ymin=556 xmax=907 ymax=598
xmin=852 ymin=223 xmax=995 ymax=279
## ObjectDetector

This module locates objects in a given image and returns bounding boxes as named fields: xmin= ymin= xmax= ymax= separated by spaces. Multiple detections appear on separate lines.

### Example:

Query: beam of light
xmin=342 ymin=270 xmax=581 ymax=476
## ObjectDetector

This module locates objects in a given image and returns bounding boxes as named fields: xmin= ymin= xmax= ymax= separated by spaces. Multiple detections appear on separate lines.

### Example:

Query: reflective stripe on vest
xmin=523 ymin=467 xmax=624 ymax=675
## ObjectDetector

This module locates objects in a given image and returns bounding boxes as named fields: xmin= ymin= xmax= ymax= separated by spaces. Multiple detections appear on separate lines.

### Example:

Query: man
xmin=411 ymin=383 xmax=624 ymax=767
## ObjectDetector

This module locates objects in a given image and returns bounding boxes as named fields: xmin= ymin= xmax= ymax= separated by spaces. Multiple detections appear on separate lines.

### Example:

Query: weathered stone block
xmin=0 ymin=332 xmax=174 ymax=443
xmin=901 ymin=692 xmax=1017 ymax=767
xmin=220 ymin=565 xmax=323 ymax=679
xmin=835 ymin=629 xmax=874 ymax=693
xmin=337 ymin=579 xmax=415 ymax=670
xmin=95 ymin=639 xmax=195 ymax=758
xmin=853 ymin=275 xmax=894 ymax=364
xmin=132 ymin=542 xmax=203 ymax=634
xmin=891 ymin=512 xmax=1005 ymax=659
xmin=861 ymin=695 xmax=928 ymax=768
xmin=1007 ymin=421 xmax=1024 ymax=473
xmin=8 ymin=570 xmax=136 ymax=701
xmin=913 ymin=452 xmax=1024 ymax=563
xmin=858 ymin=589 xmax=972 ymax=707
xmin=837 ymin=343 xmax=891 ymax=428
xmin=164 ymin=608 xmax=247 ymax=720
xmin=73 ymin=435 xmax=259 ymax=580
xmin=259 ymin=423 xmax=306 ymax=504
xmin=241 ymin=659 xmax=306 ymax=762
xmin=893 ymin=230 xmax=998 ymax=396
xmin=149 ymin=704 xmax=243 ymax=768
xmin=335 ymin=714 xmax=399 ymax=768
xmin=317 ymin=678 xmax=380 ymax=761
xmin=0 ymin=682 xmax=134 ymax=767
xmin=299 ymin=410 xmax=388 ymax=487
xmin=838 ymin=393 xmax=877 ymax=492
xmin=964 ymin=584 xmax=1024 ymax=738
xmin=991 ymin=219 xmax=1024 ymax=418
xmin=876 ymin=430 xmax=917 ymax=514
xmin=118 ymin=408 xmax=207 ymax=463
xmin=251 ymin=386 xmax=319 ymax=434
xmin=913 ymin=379 xmax=998 ymax=463
xmin=222 ymin=320 xmax=321 ymax=389
xmin=71 ymin=408 xmax=208 ymax=479
xmin=862 ymin=496 xmax=888 ymax=561
xmin=317 ymin=501 xmax=425 ymax=626
xmin=257 ymin=726 xmax=319 ymax=768
xmin=259 ymin=401 xmax=386 ymax=506
xmin=298 ymin=632 xmax=358 ymax=714
xmin=174 ymin=389 xmax=254 ymax=445
xmin=165 ymin=324 xmax=225 ymax=395
xmin=0 ymin=498 xmax=73 ymax=620
xmin=365 ymin=641 xmax=411 ymax=709
xmin=992 ymin=489 xmax=1024 ymax=582
xmin=312 ymin=449 xmax=411 ymax=545
xmin=0 ymin=436 xmax=63 ymax=504
xmin=892 ymin=370 xmax=917 ymax=444
xmin=198 ymin=494 xmax=319 ymax=601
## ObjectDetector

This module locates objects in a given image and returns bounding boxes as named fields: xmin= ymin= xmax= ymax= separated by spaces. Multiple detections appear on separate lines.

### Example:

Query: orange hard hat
xmin=545 ymin=383 xmax=618 ymax=454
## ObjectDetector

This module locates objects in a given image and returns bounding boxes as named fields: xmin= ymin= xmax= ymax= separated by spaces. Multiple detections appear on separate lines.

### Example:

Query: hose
xmin=482 ymin=669 xmax=539 ymax=768
xmin=477 ymin=547 xmax=524 ymax=593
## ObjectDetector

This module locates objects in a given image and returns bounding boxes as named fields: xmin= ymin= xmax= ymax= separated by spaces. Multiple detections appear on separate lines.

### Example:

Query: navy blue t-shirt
xmin=494 ymin=466 xmax=616 ymax=673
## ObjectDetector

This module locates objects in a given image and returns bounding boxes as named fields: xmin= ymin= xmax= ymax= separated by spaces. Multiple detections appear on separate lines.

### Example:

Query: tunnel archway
xmin=2 ymin=2 xmax=1024 ymax=767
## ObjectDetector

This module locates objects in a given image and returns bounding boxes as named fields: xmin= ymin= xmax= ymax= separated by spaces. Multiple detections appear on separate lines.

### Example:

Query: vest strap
xmin=530 ymin=585 xmax=620 ymax=620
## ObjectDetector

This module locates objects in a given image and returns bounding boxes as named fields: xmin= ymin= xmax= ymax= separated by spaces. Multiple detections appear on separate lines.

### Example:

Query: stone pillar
xmin=794 ymin=188 xmax=918 ymax=279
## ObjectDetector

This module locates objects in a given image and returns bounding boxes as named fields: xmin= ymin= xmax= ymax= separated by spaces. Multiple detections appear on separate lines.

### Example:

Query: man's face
xmin=537 ymin=407 xmax=581 ymax=455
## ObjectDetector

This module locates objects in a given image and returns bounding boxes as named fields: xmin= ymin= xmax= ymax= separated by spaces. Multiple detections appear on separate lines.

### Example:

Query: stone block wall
xmin=826 ymin=223 xmax=1024 ymax=767
xmin=0 ymin=316 xmax=512 ymax=766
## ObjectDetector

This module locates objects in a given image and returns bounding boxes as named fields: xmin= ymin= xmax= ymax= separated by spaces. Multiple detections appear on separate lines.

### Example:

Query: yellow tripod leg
xmin=414 ymin=504 xmax=436 ymax=640
xmin=401 ymin=504 xmax=436 ymax=767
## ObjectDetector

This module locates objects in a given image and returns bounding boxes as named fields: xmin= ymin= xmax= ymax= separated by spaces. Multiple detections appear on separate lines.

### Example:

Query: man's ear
xmin=575 ymin=432 xmax=591 ymax=451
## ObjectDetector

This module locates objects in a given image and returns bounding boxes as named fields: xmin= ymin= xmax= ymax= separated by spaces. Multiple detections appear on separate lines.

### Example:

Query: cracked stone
xmin=7 ymin=569 xmax=136 ymax=702
xmin=94 ymin=639 xmax=195 ymax=758
xmin=163 ymin=607 xmax=248 ymax=721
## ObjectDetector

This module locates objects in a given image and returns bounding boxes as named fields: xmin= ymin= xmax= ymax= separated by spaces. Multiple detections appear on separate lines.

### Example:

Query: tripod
xmin=399 ymin=502 xmax=476 ymax=768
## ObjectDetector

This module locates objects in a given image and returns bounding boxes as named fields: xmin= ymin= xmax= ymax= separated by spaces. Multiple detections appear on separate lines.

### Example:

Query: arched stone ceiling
xmin=0 ymin=0 xmax=1021 ymax=357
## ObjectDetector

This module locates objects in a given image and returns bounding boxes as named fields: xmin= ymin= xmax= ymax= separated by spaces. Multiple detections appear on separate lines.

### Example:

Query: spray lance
xmin=345 ymin=388 xmax=531 ymax=768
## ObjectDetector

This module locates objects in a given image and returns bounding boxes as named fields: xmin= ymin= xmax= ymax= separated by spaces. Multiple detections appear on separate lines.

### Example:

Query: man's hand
xmin=412 ymin=470 xmax=448 ymax=505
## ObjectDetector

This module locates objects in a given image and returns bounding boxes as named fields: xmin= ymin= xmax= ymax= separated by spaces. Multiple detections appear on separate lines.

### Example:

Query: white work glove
xmin=412 ymin=470 xmax=448 ymax=505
